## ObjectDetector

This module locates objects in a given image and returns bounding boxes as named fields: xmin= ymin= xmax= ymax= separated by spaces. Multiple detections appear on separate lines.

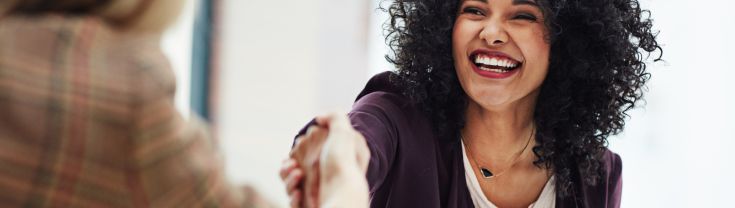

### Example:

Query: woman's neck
xmin=462 ymin=96 xmax=537 ymax=160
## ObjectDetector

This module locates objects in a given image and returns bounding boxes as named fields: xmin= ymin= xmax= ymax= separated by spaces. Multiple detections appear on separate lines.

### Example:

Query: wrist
xmin=319 ymin=166 xmax=369 ymax=208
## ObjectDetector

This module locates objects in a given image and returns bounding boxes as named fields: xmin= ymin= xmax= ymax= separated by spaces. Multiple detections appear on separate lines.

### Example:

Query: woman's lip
xmin=470 ymin=62 xmax=519 ymax=79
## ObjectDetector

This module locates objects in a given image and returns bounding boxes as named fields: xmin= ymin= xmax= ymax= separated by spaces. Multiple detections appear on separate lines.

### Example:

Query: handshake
xmin=280 ymin=113 xmax=371 ymax=208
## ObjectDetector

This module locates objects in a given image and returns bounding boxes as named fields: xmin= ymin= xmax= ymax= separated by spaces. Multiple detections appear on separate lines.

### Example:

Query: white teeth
xmin=490 ymin=58 xmax=498 ymax=66
xmin=479 ymin=66 xmax=507 ymax=73
xmin=473 ymin=55 xmax=519 ymax=69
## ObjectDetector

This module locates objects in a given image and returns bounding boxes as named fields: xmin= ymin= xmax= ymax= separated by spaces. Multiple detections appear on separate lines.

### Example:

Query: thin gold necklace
xmin=461 ymin=125 xmax=535 ymax=180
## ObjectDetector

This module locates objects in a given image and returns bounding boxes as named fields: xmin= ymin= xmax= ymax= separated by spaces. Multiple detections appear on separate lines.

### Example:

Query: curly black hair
xmin=383 ymin=0 xmax=662 ymax=196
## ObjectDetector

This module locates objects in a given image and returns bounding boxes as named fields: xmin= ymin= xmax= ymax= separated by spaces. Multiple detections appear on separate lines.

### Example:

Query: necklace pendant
xmin=480 ymin=167 xmax=494 ymax=179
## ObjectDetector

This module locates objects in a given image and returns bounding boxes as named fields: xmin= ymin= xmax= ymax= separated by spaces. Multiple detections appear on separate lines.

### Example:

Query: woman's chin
xmin=468 ymin=94 xmax=515 ymax=109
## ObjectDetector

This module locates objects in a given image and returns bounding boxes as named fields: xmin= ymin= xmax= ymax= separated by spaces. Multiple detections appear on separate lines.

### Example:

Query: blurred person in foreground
xmin=0 ymin=0 xmax=368 ymax=207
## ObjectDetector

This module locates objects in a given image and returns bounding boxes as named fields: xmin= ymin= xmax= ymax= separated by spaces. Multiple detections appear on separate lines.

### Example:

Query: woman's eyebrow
xmin=513 ymin=0 xmax=540 ymax=8
xmin=463 ymin=0 xmax=540 ymax=8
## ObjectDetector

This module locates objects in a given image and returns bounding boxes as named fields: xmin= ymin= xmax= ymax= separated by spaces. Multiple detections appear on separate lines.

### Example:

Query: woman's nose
xmin=479 ymin=21 xmax=509 ymax=47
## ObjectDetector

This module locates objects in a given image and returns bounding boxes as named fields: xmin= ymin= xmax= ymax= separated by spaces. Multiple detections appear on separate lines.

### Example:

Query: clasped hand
xmin=280 ymin=113 xmax=370 ymax=208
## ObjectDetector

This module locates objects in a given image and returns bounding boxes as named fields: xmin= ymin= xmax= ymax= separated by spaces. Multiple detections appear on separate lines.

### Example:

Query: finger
xmin=295 ymin=126 xmax=319 ymax=153
xmin=280 ymin=159 xmax=297 ymax=180
xmin=309 ymin=126 xmax=329 ymax=143
xmin=286 ymin=168 xmax=304 ymax=193
xmin=289 ymin=189 xmax=302 ymax=208
xmin=309 ymin=166 xmax=320 ymax=208
xmin=315 ymin=112 xmax=341 ymax=128
xmin=306 ymin=125 xmax=319 ymax=136
xmin=290 ymin=135 xmax=306 ymax=158
xmin=301 ymin=126 xmax=329 ymax=155
xmin=289 ymin=126 xmax=319 ymax=159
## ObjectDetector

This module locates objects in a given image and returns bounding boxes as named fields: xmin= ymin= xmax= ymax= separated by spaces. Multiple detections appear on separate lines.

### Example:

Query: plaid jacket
xmin=0 ymin=15 xmax=270 ymax=207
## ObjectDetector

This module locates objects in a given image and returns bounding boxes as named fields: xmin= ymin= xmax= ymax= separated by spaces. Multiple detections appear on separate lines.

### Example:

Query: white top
xmin=461 ymin=140 xmax=556 ymax=208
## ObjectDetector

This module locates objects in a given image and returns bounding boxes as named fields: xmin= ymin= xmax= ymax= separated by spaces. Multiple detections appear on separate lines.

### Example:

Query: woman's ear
xmin=99 ymin=0 xmax=185 ymax=34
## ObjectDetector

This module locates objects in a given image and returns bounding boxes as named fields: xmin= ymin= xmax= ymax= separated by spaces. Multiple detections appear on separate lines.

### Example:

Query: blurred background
xmin=164 ymin=0 xmax=735 ymax=207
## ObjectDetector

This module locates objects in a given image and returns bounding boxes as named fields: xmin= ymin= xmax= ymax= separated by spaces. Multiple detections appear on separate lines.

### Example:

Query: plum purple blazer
xmin=296 ymin=72 xmax=622 ymax=208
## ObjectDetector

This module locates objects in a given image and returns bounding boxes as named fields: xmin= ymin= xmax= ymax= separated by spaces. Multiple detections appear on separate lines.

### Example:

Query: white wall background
xmin=608 ymin=0 xmax=735 ymax=207
xmin=216 ymin=0 xmax=371 ymax=205
xmin=165 ymin=0 xmax=735 ymax=206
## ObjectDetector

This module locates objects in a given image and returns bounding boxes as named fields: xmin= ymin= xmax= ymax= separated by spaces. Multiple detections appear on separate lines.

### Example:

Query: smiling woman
xmin=284 ymin=0 xmax=661 ymax=207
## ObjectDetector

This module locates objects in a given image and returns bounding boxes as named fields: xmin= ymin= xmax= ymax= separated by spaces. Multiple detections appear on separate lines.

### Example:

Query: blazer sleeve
xmin=349 ymin=92 xmax=404 ymax=192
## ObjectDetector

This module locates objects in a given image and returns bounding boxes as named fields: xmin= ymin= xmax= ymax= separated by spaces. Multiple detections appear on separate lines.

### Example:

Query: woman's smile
xmin=469 ymin=49 xmax=523 ymax=79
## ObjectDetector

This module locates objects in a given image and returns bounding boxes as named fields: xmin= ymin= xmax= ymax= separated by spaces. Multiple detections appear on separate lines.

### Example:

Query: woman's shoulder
xmin=354 ymin=71 xmax=413 ymax=107
xmin=352 ymin=71 xmax=419 ymax=119
xmin=349 ymin=71 xmax=435 ymax=141
xmin=355 ymin=71 xmax=402 ymax=101
xmin=600 ymin=148 xmax=622 ymax=181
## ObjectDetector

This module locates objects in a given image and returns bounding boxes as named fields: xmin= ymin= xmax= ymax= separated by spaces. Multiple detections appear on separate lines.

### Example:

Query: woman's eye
xmin=513 ymin=13 xmax=538 ymax=22
xmin=462 ymin=7 xmax=485 ymax=16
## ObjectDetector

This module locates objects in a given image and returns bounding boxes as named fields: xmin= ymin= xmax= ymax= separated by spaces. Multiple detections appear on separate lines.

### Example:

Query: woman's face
xmin=453 ymin=0 xmax=549 ymax=110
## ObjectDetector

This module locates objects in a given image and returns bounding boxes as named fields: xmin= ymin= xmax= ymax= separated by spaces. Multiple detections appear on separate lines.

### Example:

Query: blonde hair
xmin=1 ymin=0 xmax=185 ymax=33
